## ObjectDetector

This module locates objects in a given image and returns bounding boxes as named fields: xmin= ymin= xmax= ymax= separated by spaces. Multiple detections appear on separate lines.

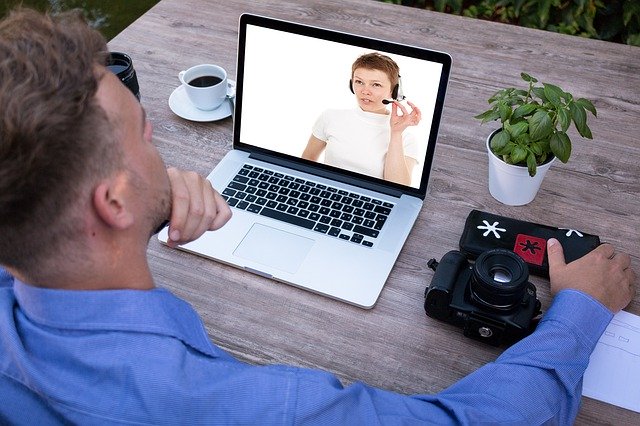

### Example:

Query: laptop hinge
xmin=247 ymin=151 xmax=408 ymax=199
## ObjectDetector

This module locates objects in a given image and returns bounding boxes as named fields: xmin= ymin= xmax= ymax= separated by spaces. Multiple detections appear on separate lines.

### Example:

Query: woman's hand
xmin=389 ymin=100 xmax=421 ymax=135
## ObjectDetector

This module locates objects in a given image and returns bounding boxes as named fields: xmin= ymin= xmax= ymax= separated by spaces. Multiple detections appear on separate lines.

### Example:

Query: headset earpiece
xmin=391 ymin=83 xmax=399 ymax=100
xmin=349 ymin=79 xmax=354 ymax=94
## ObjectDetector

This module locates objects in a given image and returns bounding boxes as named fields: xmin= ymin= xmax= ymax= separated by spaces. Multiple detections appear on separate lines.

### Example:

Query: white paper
xmin=582 ymin=310 xmax=640 ymax=413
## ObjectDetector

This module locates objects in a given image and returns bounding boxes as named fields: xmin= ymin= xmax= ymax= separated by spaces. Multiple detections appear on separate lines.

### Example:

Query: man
xmin=0 ymin=8 xmax=636 ymax=425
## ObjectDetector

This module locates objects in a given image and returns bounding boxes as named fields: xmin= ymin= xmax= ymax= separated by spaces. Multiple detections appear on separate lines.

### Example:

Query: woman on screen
xmin=301 ymin=52 xmax=422 ymax=186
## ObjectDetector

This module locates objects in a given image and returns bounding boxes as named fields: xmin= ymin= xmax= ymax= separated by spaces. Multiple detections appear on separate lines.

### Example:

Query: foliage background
xmin=1 ymin=0 xmax=160 ymax=41
xmin=380 ymin=0 xmax=640 ymax=46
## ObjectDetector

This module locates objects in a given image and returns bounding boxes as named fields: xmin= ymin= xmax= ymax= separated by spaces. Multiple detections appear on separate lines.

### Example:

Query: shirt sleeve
xmin=417 ymin=289 xmax=613 ymax=423
xmin=311 ymin=110 xmax=329 ymax=142
xmin=289 ymin=290 xmax=612 ymax=424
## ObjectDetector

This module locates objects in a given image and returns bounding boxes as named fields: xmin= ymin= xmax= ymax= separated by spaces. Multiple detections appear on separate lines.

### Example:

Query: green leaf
xmin=528 ymin=110 xmax=554 ymax=141
xmin=569 ymin=102 xmax=590 ymax=138
xmin=474 ymin=109 xmax=500 ymax=123
xmin=520 ymin=72 xmax=537 ymax=83
xmin=550 ymin=131 xmax=571 ymax=163
xmin=511 ymin=145 xmax=527 ymax=164
xmin=543 ymin=83 xmax=564 ymax=105
xmin=537 ymin=0 xmax=552 ymax=27
xmin=531 ymin=87 xmax=548 ymax=103
xmin=499 ymin=102 xmax=512 ymax=122
xmin=526 ymin=152 xmax=538 ymax=177
xmin=628 ymin=33 xmax=640 ymax=47
xmin=581 ymin=123 xmax=593 ymax=139
xmin=490 ymin=130 xmax=510 ymax=151
xmin=509 ymin=121 xmax=529 ymax=138
xmin=530 ymin=141 xmax=543 ymax=156
xmin=488 ymin=89 xmax=508 ymax=104
xmin=557 ymin=107 xmax=571 ymax=132
xmin=576 ymin=98 xmax=597 ymax=117
xmin=623 ymin=1 xmax=640 ymax=26
xmin=512 ymin=103 xmax=538 ymax=119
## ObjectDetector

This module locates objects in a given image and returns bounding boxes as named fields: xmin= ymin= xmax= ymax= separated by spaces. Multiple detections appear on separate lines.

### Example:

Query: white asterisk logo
xmin=477 ymin=220 xmax=507 ymax=239
xmin=560 ymin=228 xmax=584 ymax=237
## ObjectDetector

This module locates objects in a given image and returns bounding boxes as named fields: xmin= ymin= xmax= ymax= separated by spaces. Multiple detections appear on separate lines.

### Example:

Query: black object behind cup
xmin=107 ymin=52 xmax=140 ymax=100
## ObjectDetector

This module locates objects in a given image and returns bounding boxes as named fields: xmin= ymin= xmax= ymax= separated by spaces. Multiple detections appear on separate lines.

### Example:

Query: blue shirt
xmin=0 ymin=269 xmax=612 ymax=425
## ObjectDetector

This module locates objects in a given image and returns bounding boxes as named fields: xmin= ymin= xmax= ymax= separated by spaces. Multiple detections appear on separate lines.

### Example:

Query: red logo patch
xmin=514 ymin=234 xmax=546 ymax=265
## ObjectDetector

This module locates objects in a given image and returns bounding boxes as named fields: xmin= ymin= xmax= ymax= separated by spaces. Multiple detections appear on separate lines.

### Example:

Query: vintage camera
xmin=424 ymin=249 xmax=541 ymax=346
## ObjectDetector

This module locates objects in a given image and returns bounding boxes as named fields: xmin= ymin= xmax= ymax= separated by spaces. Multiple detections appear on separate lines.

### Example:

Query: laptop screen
xmin=235 ymin=15 xmax=451 ymax=196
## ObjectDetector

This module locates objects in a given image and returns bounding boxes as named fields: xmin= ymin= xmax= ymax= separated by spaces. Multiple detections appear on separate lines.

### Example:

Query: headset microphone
xmin=382 ymin=96 xmax=405 ymax=105
xmin=349 ymin=75 xmax=405 ymax=105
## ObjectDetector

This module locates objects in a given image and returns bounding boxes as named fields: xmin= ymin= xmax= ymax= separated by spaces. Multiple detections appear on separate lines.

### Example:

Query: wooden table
xmin=109 ymin=0 xmax=640 ymax=423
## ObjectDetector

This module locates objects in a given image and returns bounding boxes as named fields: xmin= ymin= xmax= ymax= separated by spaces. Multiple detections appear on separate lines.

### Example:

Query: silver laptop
xmin=159 ymin=14 xmax=451 ymax=308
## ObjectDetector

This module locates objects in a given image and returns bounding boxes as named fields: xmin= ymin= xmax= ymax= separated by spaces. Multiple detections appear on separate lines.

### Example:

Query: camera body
xmin=424 ymin=249 xmax=541 ymax=346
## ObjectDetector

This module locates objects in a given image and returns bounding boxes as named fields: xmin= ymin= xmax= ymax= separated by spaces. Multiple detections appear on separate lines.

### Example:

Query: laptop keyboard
xmin=220 ymin=164 xmax=395 ymax=247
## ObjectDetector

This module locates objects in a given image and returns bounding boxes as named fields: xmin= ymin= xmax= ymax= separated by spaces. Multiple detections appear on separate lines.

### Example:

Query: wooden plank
xmin=109 ymin=1 xmax=640 ymax=424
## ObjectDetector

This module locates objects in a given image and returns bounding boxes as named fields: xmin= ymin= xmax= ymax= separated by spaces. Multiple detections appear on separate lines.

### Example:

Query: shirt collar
xmin=13 ymin=279 xmax=222 ymax=358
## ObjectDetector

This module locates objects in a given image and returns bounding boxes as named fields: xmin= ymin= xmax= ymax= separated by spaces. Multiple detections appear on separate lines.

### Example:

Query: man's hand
xmin=166 ymin=167 xmax=232 ymax=248
xmin=547 ymin=238 xmax=636 ymax=312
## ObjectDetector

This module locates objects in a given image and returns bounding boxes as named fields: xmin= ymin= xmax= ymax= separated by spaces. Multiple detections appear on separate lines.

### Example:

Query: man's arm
xmin=413 ymin=238 xmax=636 ymax=423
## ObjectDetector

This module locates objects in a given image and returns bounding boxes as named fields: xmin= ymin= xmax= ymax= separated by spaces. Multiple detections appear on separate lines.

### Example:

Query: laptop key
xmin=314 ymin=223 xmax=329 ymax=234
xmin=328 ymin=227 xmax=341 ymax=237
xmin=341 ymin=222 xmax=354 ymax=231
xmin=374 ymin=205 xmax=392 ymax=215
xmin=227 ymin=181 xmax=247 ymax=191
xmin=237 ymin=201 xmax=249 ymax=210
xmin=353 ymin=225 xmax=379 ymax=238
xmin=247 ymin=204 xmax=261 ymax=213
xmin=260 ymin=208 xmax=315 ymax=230
xmin=362 ymin=240 xmax=374 ymax=247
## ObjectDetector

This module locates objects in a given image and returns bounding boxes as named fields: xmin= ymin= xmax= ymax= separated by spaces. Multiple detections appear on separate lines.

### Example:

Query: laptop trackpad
xmin=233 ymin=223 xmax=314 ymax=274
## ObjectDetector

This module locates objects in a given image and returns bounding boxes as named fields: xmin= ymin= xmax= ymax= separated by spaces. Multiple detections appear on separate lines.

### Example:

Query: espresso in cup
xmin=188 ymin=76 xmax=223 ymax=87
xmin=179 ymin=64 xmax=232 ymax=110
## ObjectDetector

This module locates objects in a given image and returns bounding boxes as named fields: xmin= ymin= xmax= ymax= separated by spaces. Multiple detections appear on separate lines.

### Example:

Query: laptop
xmin=159 ymin=14 xmax=451 ymax=308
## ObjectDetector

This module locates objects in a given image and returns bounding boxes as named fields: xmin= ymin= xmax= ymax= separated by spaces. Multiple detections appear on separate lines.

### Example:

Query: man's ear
xmin=92 ymin=173 xmax=134 ymax=230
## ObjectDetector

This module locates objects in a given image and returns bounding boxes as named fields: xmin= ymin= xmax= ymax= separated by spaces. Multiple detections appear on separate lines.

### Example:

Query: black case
xmin=459 ymin=210 xmax=601 ymax=277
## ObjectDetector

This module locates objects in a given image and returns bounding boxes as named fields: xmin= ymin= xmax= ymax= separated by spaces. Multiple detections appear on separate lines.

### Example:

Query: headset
xmin=349 ymin=75 xmax=405 ymax=104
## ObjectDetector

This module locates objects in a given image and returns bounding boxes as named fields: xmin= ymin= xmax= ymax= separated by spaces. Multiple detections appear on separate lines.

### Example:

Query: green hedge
xmin=379 ymin=0 xmax=640 ymax=46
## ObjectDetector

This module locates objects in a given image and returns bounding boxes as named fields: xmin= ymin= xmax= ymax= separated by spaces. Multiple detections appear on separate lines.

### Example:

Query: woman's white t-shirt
xmin=312 ymin=108 xmax=420 ymax=179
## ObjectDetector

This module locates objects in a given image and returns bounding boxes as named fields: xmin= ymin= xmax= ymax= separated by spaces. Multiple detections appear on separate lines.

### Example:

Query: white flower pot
xmin=486 ymin=130 xmax=555 ymax=206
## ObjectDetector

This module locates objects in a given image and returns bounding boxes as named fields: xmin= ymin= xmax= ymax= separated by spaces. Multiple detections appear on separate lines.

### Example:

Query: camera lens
xmin=107 ymin=52 xmax=140 ymax=100
xmin=470 ymin=249 xmax=529 ymax=311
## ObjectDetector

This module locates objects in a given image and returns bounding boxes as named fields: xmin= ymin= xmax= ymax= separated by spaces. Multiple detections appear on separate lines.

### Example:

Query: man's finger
xmin=547 ymin=238 xmax=566 ymax=271
xmin=210 ymin=190 xmax=232 ymax=231
xmin=167 ymin=169 xmax=189 ymax=244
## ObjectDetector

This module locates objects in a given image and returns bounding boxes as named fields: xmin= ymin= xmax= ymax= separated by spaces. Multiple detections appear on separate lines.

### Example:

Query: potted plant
xmin=474 ymin=73 xmax=597 ymax=205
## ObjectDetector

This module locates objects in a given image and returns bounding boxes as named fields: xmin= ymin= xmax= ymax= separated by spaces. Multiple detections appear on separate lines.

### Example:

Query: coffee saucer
xmin=168 ymin=79 xmax=235 ymax=122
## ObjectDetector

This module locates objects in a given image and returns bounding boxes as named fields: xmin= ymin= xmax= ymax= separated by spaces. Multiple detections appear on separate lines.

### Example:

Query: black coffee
xmin=188 ymin=76 xmax=222 ymax=87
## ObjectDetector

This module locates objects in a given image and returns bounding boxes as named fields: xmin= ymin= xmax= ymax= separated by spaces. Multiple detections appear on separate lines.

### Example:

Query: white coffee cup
xmin=178 ymin=64 xmax=234 ymax=110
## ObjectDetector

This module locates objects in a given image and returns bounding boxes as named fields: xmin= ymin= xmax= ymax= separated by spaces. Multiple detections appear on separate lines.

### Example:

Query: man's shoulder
xmin=0 ymin=268 xmax=14 ymax=288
